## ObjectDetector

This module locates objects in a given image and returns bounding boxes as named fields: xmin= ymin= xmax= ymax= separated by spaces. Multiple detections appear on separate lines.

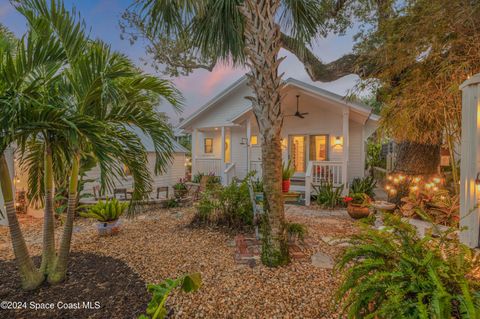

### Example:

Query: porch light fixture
xmin=332 ymin=136 xmax=343 ymax=149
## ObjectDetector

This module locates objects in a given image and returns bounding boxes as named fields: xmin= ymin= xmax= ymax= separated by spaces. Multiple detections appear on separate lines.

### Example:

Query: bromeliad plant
xmin=282 ymin=160 xmax=295 ymax=193
xmin=139 ymin=273 xmax=202 ymax=319
xmin=349 ymin=176 xmax=376 ymax=199
xmin=335 ymin=214 xmax=480 ymax=318
xmin=80 ymin=198 xmax=128 ymax=223
xmin=314 ymin=181 xmax=344 ymax=209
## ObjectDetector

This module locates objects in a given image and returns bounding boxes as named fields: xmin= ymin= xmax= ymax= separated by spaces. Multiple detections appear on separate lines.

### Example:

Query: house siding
xmin=348 ymin=120 xmax=365 ymax=182
xmin=82 ymin=152 xmax=186 ymax=197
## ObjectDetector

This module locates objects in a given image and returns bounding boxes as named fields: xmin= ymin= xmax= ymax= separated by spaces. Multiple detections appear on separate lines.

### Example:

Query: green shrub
xmin=286 ymin=222 xmax=307 ymax=242
xmin=194 ymin=178 xmax=253 ymax=229
xmin=80 ymin=198 xmax=128 ymax=222
xmin=192 ymin=172 xmax=204 ymax=184
xmin=349 ymin=176 xmax=376 ymax=198
xmin=314 ymin=181 xmax=344 ymax=209
xmin=165 ymin=198 xmax=179 ymax=208
xmin=139 ymin=273 xmax=201 ymax=319
xmin=335 ymin=214 xmax=480 ymax=318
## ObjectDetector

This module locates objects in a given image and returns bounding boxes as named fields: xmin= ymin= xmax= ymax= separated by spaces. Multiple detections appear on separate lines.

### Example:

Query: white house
xmin=179 ymin=76 xmax=379 ymax=204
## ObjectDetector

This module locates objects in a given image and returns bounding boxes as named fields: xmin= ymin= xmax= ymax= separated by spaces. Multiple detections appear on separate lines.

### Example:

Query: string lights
xmin=385 ymin=173 xmax=444 ymax=196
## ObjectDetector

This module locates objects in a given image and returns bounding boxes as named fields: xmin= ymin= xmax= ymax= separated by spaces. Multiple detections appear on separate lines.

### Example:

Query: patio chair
xmin=156 ymin=186 xmax=169 ymax=199
xmin=113 ymin=188 xmax=128 ymax=200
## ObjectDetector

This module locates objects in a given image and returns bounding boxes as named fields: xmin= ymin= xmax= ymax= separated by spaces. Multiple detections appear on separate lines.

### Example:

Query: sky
xmin=0 ymin=0 xmax=361 ymax=125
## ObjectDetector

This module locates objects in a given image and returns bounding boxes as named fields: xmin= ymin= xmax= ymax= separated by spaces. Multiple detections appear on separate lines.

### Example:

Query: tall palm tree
xmin=0 ymin=21 xmax=67 ymax=289
xmin=15 ymin=0 xmax=182 ymax=284
xmin=132 ymin=0 xmax=323 ymax=265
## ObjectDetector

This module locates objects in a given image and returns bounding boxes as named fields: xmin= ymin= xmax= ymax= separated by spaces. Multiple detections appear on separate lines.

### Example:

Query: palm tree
xmin=16 ymin=0 xmax=182 ymax=284
xmin=132 ymin=0 xmax=323 ymax=265
xmin=0 ymin=21 xmax=68 ymax=289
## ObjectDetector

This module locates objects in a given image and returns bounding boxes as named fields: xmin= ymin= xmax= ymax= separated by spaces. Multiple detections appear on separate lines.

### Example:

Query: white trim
xmin=178 ymin=76 xmax=379 ymax=132
xmin=179 ymin=76 xmax=248 ymax=130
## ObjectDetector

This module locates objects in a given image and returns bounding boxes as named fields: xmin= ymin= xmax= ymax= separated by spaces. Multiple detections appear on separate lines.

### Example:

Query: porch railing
xmin=305 ymin=161 xmax=345 ymax=205
xmin=224 ymin=163 xmax=236 ymax=185
xmin=195 ymin=158 xmax=223 ymax=177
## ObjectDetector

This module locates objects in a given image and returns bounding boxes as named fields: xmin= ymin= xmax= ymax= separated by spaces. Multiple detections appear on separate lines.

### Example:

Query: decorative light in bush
xmin=384 ymin=173 xmax=445 ymax=197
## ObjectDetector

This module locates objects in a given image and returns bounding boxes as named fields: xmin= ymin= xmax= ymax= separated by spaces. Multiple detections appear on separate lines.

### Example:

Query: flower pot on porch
xmin=347 ymin=203 xmax=371 ymax=219
xmin=97 ymin=219 xmax=121 ymax=236
xmin=282 ymin=179 xmax=291 ymax=193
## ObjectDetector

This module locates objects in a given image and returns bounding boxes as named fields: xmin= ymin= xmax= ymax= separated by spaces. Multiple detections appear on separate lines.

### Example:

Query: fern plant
xmin=335 ymin=214 xmax=480 ymax=318
xmin=139 ymin=273 xmax=202 ymax=319
xmin=80 ymin=198 xmax=128 ymax=222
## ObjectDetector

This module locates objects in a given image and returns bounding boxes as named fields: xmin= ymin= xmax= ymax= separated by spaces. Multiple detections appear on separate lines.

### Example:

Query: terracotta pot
xmin=97 ymin=219 xmax=121 ymax=236
xmin=347 ymin=203 xmax=371 ymax=219
xmin=282 ymin=179 xmax=291 ymax=193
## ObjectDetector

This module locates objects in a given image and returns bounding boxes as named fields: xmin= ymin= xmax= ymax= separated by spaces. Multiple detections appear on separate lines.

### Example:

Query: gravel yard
xmin=0 ymin=205 xmax=357 ymax=319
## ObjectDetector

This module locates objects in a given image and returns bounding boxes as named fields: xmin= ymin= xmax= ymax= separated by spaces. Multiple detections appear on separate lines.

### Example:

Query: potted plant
xmin=344 ymin=193 xmax=371 ymax=219
xmin=173 ymin=179 xmax=189 ymax=199
xmin=282 ymin=160 xmax=295 ymax=193
xmin=80 ymin=198 xmax=128 ymax=236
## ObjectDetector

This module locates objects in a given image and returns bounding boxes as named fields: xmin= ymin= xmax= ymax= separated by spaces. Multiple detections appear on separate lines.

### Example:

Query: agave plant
xmin=80 ymin=198 xmax=129 ymax=223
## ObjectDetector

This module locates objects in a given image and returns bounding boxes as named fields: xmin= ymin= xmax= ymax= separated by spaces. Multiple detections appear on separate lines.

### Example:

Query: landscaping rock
xmin=0 ymin=206 xmax=358 ymax=318
xmin=311 ymin=252 xmax=334 ymax=269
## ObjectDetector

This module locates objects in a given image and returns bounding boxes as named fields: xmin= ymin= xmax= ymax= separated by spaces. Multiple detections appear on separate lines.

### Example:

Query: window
xmin=250 ymin=135 xmax=258 ymax=145
xmin=309 ymin=135 xmax=328 ymax=161
xmin=204 ymin=138 xmax=213 ymax=153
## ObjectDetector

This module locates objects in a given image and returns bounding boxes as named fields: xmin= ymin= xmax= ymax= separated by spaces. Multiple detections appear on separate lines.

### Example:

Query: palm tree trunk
xmin=0 ymin=154 xmax=43 ymax=290
xmin=241 ymin=0 xmax=288 ymax=266
xmin=40 ymin=144 xmax=55 ymax=274
xmin=48 ymin=154 xmax=79 ymax=283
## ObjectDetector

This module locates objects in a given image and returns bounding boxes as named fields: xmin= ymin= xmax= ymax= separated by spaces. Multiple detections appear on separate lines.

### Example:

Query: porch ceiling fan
xmin=286 ymin=95 xmax=309 ymax=119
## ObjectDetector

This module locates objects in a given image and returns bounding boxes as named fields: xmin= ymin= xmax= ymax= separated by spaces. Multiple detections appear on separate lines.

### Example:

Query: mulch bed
xmin=0 ymin=252 xmax=149 ymax=319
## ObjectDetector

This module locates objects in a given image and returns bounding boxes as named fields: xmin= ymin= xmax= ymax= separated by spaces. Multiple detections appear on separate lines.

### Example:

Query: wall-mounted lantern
xmin=332 ymin=136 xmax=343 ymax=149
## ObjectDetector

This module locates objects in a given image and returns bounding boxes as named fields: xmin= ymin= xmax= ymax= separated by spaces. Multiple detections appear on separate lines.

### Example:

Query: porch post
xmin=220 ymin=126 xmax=226 ymax=184
xmin=191 ymin=129 xmax=198 ymax=175
xmin=459 ymin=74 xmax=480 ymax=248
xmin=342 ymin=107 xmax=350 ymax=192
xmin=246 ymin=118 xmax=251 ymax=173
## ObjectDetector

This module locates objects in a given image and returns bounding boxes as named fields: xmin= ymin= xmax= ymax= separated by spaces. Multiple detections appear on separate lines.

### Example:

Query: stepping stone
xmin=311 ymin=252 xmax=334 ymax=269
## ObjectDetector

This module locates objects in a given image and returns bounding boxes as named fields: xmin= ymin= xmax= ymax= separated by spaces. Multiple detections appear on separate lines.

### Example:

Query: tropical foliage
xmin=314 ymin=181 xmax=344 ymax=209
xmin=0 ymin=0 xmax=181 ymax=289
xmin=349 ymin=176 xmax=376 ymax=199
xmin=139 ymin=273 xmax=202 ymax=319
xmin=400 ymin=189 xmax=460 ymax=227
xmin=336 ymin=215 xmax=480 ymax=318
xmin=282 ymin=160 xmax=294 ymax=180
xmin=194 ymin=178 xmax=253 ymax=228
xmin=80 ymin=198 xmax=129 ymax=223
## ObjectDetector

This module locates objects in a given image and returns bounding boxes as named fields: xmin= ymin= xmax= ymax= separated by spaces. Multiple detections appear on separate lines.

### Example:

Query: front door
xmin=289 ymin=135 xmax=307 ymax=175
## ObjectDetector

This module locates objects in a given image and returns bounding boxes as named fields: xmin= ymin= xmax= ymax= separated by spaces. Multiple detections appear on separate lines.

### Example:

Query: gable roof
xmin=129 ymin=126 xmax=189 ymax=153
xmin=178 ymin=76 xmax=379 ymax=130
